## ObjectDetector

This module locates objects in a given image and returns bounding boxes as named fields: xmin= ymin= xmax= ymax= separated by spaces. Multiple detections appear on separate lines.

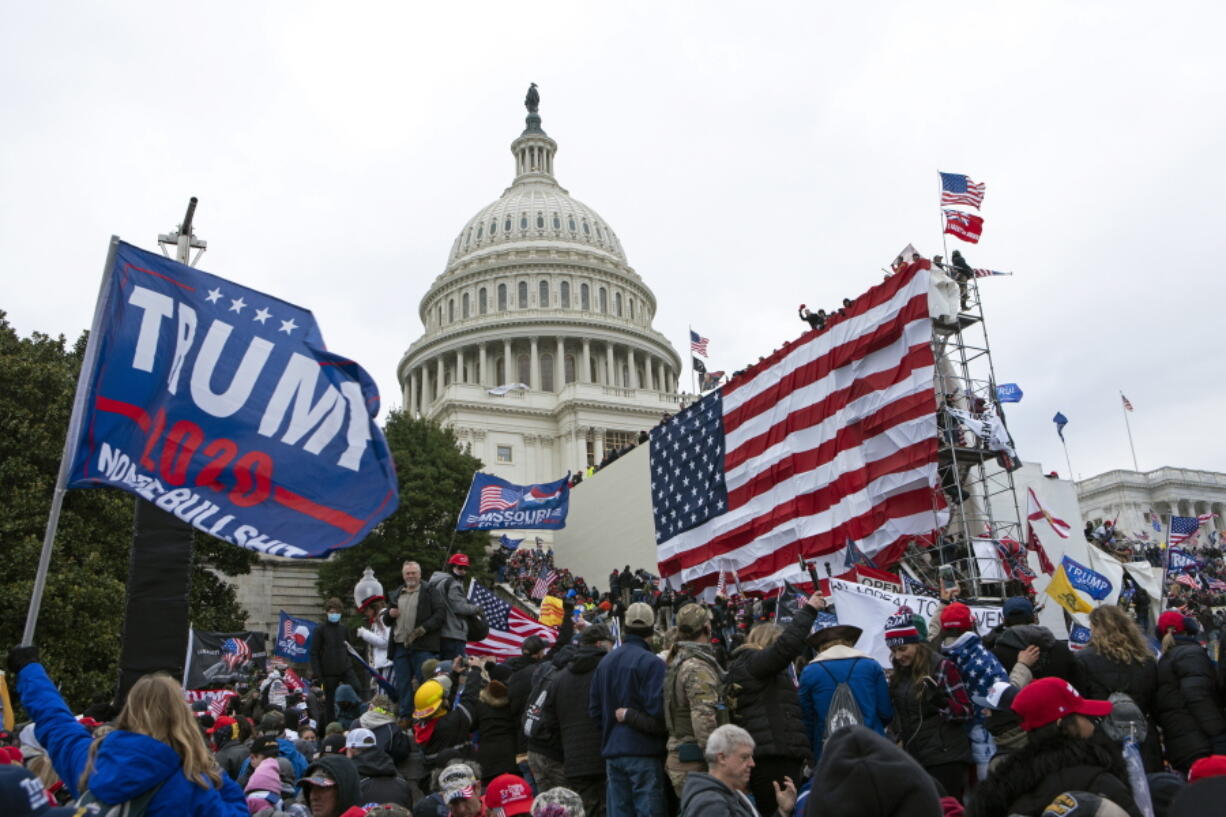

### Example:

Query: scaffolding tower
xmin=903 ymin=268 xmax=1026 ymax=600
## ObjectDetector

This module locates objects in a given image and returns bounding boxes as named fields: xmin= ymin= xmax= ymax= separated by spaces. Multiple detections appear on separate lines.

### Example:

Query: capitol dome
xmin=397 ymin=86 xmax=682 ymax=487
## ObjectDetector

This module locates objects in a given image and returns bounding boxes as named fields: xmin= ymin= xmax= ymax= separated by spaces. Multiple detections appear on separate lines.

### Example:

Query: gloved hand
xmin=7 ymin=645 xmax=39 ymax=677
xmin=409 ymin=627 xmax=426 ymax=643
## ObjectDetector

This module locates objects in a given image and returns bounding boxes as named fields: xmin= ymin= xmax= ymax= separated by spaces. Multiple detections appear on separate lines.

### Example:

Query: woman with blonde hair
xmin=1072 ymin=604 xmax=1161 ymax=770
xmin=8 ymin=646 xmax=247 ymax=816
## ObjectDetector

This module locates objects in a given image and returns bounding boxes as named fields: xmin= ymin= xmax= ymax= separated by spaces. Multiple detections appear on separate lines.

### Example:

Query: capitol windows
xmin=614 ymin=292 xmax=623 ymax=317
xmin=477 ymin=224 xmax=483 ymax=239
xmin=629 ymin=298 xmax=635 ymax=320
xmin=564 ymin=354 xmax=576 ymax=383
xmin=520 ymin=213 xmax=528 ymax=230
xmin=552 ymin=214 xmax=561 ymax=230
xmin=498 ymin=284 xmax=508 ymax=311
xmin=517 ymin=354 xmax=531 ymax=385
xmin=437 ymin=305 xmax=443 ymax=326
xmin=495 ymin=357 xmax=505 ymax=384
xmin=568 ymin=216 xmax=576 ymax=232
xmin=541 ymin=353 xmax=554 ymax=392
xmin=505 ymin=216 xmax=512 ymax=232
xmin=497 ymin=445 xmax=513 ymax=464
xmin=518 ymin=281 xmax=528 ymax=308
xmin=462 ymin=293 xmax=470 ymax=319
xmin=490 ymin=220 xmax=497 ymax=236
xmin=598 ymin=287 xmax=608 ymax=314
xmin=582 ymin=220 xmax=590 ymax=235
xmin=479 ymin=288 xmax=488 ymax=315
xmin=539 ymin=280 xmax=549 ymax=307
xmin=560 ymin=281 xmax=570 ymax=308
xmin=596 ymin=224 xmax=604 ymax=240
xmin=536 ymin=212 xmax=544 ymax=229
xmin=448 ymin=299 xmax=455 ymax=322
xmin=580 ymin=283 xmax=590 ymax=310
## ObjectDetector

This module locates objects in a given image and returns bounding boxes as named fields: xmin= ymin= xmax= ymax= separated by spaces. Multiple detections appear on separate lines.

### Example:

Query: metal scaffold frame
xmin=905 ymin=272 xmax=1026 ymax=600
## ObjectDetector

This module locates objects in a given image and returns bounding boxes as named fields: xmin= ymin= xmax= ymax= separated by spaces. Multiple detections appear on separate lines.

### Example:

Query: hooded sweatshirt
xmin=803 ymin=726 xmax=942 ymax=817
xmin=302 ymin=754 xmax=362 ymax=815
xmin=245 ymin=757 xmax=283 ymax=815
xmin=16 ymin=662 xmax=247 ymax=817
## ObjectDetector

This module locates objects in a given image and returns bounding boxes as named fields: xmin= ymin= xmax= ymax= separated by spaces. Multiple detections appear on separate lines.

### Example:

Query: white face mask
xmin=327 ymin=612 xmax=342 ymax=623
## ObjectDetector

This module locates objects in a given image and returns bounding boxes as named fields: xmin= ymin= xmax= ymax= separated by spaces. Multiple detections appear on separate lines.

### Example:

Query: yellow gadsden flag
xmin=539 ymin=596 xmax=565 ymax=627
xmin=1045 ymin=564 xmax=1094 ymax=615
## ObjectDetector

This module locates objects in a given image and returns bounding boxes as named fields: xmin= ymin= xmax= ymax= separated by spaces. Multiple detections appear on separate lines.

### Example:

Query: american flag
xmin=221 ymin=636 xmax=251 ymax=670
xmin=1121 ymin=393 xmax=1134 ymax=412
xmin=653 ymin=261 xmax=946 ymax=596
xmin=943 ymin=210 xmax=984 ymax=244
xmin=973 ymin=269 xmax=1010 ymax=278
xmin=530 ymin=566 xmax=557 ymax=600
xmin=479 ymin=485 xmax=519 ymax=513
xmin=467 ymin=580 xmax=557 ymax=659
xmin=1169 ymin=515 xmax=1203 ymax=546
xmin=690 ymin=330 xmax=710 ymax=357
xmin=939 ymin=172 xmax=986 ymax=209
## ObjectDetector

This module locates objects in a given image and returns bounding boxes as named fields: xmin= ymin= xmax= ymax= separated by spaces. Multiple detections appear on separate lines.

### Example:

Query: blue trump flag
xmin=996 ymin=383 xmax=1023 ymax=403
xmin=274 ymin=611 xmax=317 ymax=662
xmin=1053 ymin=411 xmax=1069 ymax=442
xmin=457 ymin=472 xmax=570 ymax=531
xmin=1060 ymin=555 xmax=1113 ymax=601
xmin=499 ymin=534 xmax=525 ymax=550
xmin=65 ymin=240 xmax=398 ymax=558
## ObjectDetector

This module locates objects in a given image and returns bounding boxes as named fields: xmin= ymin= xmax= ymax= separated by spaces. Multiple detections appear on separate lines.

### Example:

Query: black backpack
xmin=522 ymin=661 xmax=561 ymax=741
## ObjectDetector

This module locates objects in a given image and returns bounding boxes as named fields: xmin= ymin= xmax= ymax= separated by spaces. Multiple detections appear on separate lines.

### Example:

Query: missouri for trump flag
xmin=652 ymin=259 xmax=946 ymax=596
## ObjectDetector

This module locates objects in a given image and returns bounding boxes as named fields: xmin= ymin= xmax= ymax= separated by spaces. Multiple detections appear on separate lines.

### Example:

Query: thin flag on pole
xmin=1053 ymin=412 xmax=1069 ymax=441
xmin=1121 ymin=393 xmax=1134 ymax=412
xmin=939 ymin=172 xmax=986 ymax=209
xmin=690 ymin=330 xmax=710 ymax=357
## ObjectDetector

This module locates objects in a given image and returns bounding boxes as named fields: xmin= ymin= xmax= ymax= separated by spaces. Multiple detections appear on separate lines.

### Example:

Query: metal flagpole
xmin=1060 ymin=437 xmax=1075 ymax=483
xmin=22 ymin=236 xmax=120 ymax=645
xmin=688 ymin=325 xmax=697 ymax=396
xmin=1121 ymin=392 xmax=1140 ymax=472
xmin=938 ymin=173 xmax=950 ymax=260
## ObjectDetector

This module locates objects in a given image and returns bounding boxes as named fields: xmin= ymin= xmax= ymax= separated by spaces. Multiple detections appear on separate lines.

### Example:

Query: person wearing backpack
xmin=797 ymin=616 xmax=892 ymax=766
xmin=664 ymin=603 xmax=727 ymax=797
xmin=726 ymin=592 xmax=820 ymax=814
xmin=8 ymin=646 xmax=248 ymax=817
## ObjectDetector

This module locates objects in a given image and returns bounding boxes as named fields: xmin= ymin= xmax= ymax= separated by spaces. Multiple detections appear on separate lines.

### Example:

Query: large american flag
xmin=939 ymin=172 xmax=985 ymax=209
xmin=943 ymin=210 xmax=984 ymax=244
xmin=467 ymin=580 xmax=556 ymax=659
xmin=653 ymin=261 xmax=947 ymax=596
xmin=479 ymin=485 xmax=519 ymax=513
xmin=690 ymin=330 xmax=710 ymax=357
xmin=1169 ymin=515 xmax=1205 ymax=546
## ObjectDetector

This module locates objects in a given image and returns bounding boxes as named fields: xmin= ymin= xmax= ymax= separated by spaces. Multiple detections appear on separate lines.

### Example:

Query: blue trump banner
xmin=995 ymin=383 xmax=1023 ymax=403
xmin=457 ymin=472 xmax=569 ymax=531
xmin=66 ymin=240 xmax=398 ymax=558
xmin=274 ymin=611 xmax=317 ymax=662
xmin=1061 ymin=555 xmax=1113 ymax=601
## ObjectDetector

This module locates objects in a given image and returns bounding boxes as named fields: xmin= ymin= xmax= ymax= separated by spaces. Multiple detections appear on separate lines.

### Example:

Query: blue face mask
xmin=327 ymin=612 xmax=342 ymax=623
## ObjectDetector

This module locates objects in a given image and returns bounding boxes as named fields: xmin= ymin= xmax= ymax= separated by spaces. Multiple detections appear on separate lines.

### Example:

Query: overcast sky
xmin=3 ymin=2 xmax=1222 ymax=483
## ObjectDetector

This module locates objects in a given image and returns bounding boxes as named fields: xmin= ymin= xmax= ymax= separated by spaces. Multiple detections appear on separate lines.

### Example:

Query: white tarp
xmin=487 ymin=382 xmax=529 ymax=396
xmin=971 ymin=537 xmax=1008 ymax=582
xmin=828 ymin=578 xmax=1003 ymax=667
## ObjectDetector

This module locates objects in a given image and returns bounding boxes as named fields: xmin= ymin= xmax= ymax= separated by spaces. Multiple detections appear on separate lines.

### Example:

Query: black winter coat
xmin=546 ymin=645 xmax=608 ymax=779
xmin=508 ymin=615 xmax=575 ymax=757
xmin=472 ymin=686 xmax=519 ymax=781
xmin=505 ymin=654 xmax=540 ymax=754
xmin=355 ymin=747 xmax=413 ymax=807
xmin=969 ymin=733 xmax=1141 ymax=817
xmin=1155 ymin=638 xmax=1226 ymax=770
xmin=727 ymin=604 xmax=814 ymax=763
xmin=311 ymin=620 xmax=354 ymax=678
xmin=891 ymin=666 xmax=972 ymax=769
xmin=1072 ymin=645 xmax=1162 ymax=771
xmin=986 ymin=624 xmax=1077 ymax=682
xmin=382 ymin=582 xmax=446 ymax=653
xmin=213 ymin=739 xmax=249 ymax=782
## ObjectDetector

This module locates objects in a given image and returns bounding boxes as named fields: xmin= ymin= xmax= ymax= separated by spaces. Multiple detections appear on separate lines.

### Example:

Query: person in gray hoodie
xmin=427 ymin=553 xmax=482 ymax=660
xmin=678 ymin=724 xmax=796 ymax=817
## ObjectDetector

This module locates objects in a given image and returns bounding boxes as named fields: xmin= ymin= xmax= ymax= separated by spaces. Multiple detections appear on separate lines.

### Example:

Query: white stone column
xmin=455 ymin=348 xmax=464 ymax=385
xmin=555 ymin=336 xmax=564 ymax=390
xmin=644 ymin=354 xmax=655 ymax=391
xmin=436 ymin=356 xmax=445 ymax=394
xmin=421 ymin=366 xmax=431 ymax=408
xmin=503 ymin=339 xmax=512 ymax=385
xmin=605 ymin=343 xmax=615 ymax=386
xmin=408 ymin=370 xmax=418 ymax=416
xmin=594 ymin=428 xmax=605 ymax=462
xmin=581 ymin=338 xmax=591 ymax=384
xmin=627 ymin=347 xmax=638 ymax=389
xmin=479 ymin=343 xmax=488 ymax=387
xmin=529 ymin=337 xmax=540 ymax=390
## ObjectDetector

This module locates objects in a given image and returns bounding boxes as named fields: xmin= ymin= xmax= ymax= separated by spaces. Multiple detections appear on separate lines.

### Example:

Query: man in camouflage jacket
xmin=663 ymin=603 xmax=726 ymax=796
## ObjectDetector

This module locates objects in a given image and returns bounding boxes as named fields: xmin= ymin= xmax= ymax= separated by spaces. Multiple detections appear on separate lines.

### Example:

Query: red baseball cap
xmin=939 ymin=602 xmax=974 ymax=632
xmin=206 ymin=716 xmax=237 ymax=734
xmin=483 ymin=773 xmax=534 ymax=815
xmin=1189 ymin=755 xmax=1226 ymax=782
xmin=1157 ymin=610 xmax=1186 ymax=635
xmin=1011 ymin=677 xmax=1112 ymax=731
xmin=447 ymin=553 xmax=470 ymax=567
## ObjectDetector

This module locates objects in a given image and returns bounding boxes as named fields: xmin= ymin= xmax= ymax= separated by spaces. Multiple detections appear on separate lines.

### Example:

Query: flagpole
xmin=938 ymin=173 xmax=950 ymax=260
xmin=22 ymin=236 xmax=120 ymax=646
xmin=1060 ymin=436 xmax=1075 ymax=483
xmin=1120 ymin=392 xmax=1140 ymax=472
xmin=688 ymin=325 xmax=697 ymax=396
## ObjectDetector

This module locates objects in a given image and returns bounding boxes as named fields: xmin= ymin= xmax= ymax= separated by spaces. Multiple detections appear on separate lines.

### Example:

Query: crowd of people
xmin=7 ymin=548 xmax=1226 ymax=817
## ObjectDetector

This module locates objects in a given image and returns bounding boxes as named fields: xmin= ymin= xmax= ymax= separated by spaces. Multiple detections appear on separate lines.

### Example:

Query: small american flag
xmin=467 ymin=580 xmax=557 ymax=659
xmin=479 ymin=485 xmax=519 ymax=513
xmin=690 ymin=330 xmax=710 ymax=357
xmin=221 ymin=637 xmax=251 ymax=670
xmin=943 ymin=210 xmax=984 ymax=244
xmin=973 ymin=269 xmax=1010 ymax=278
xmin=531 ymin=566 xmax=557 ymax=600
xmin=939 ymin=172 xmax=986 ymax=209
xmin=208 ymin=690 xmax=236 ymax=716
xmin=1169 ymin=515 xmax=1203 ymax=546
xmin=1121 ymin=393 xmax=1134 ymax=412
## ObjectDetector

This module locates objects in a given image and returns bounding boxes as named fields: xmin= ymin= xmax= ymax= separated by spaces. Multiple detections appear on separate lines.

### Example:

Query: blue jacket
xmin=588 ymin=634 xmax=667 ymax=758
xmin=797 ymin=646 xmax=893 ymax=764
xmin=17 ymin=663 xmax=247 ymax=817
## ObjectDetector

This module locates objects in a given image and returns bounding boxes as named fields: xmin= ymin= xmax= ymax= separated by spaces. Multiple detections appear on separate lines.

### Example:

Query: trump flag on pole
xmin=65 ymin=241 xmax=398 ymax=558
xmin=274 ymin=611 xmax=317 ymax=662
xmin=457 ymin=472 xmax=570 ymax=531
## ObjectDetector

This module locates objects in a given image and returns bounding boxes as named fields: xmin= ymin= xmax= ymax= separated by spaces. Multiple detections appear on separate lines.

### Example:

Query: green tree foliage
xmin=317 ymin=410 xmax=489 ymax=605
xmin=0 ymin=312 xmax=254 ymax=710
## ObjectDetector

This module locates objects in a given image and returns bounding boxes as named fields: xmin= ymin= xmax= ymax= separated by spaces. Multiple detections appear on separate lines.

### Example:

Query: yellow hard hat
xmin=413 ymin=679 xmax=447 ymax=719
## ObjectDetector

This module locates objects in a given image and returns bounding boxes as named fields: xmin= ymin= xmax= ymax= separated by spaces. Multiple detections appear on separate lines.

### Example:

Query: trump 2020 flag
xmin=457 ymin=472 xmax=570 ymax=531
xmin=66 ymin=240 xmax=398 ymax=558
xmin=274 ymin=611 xmax=318 ymax=662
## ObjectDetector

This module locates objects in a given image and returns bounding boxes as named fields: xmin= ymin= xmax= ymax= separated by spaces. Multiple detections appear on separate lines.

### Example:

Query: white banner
xmin=828 ymin=578 xmax=1004 ymax=667
xmin=971 ymin=538 xmax=1007 ymax=582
